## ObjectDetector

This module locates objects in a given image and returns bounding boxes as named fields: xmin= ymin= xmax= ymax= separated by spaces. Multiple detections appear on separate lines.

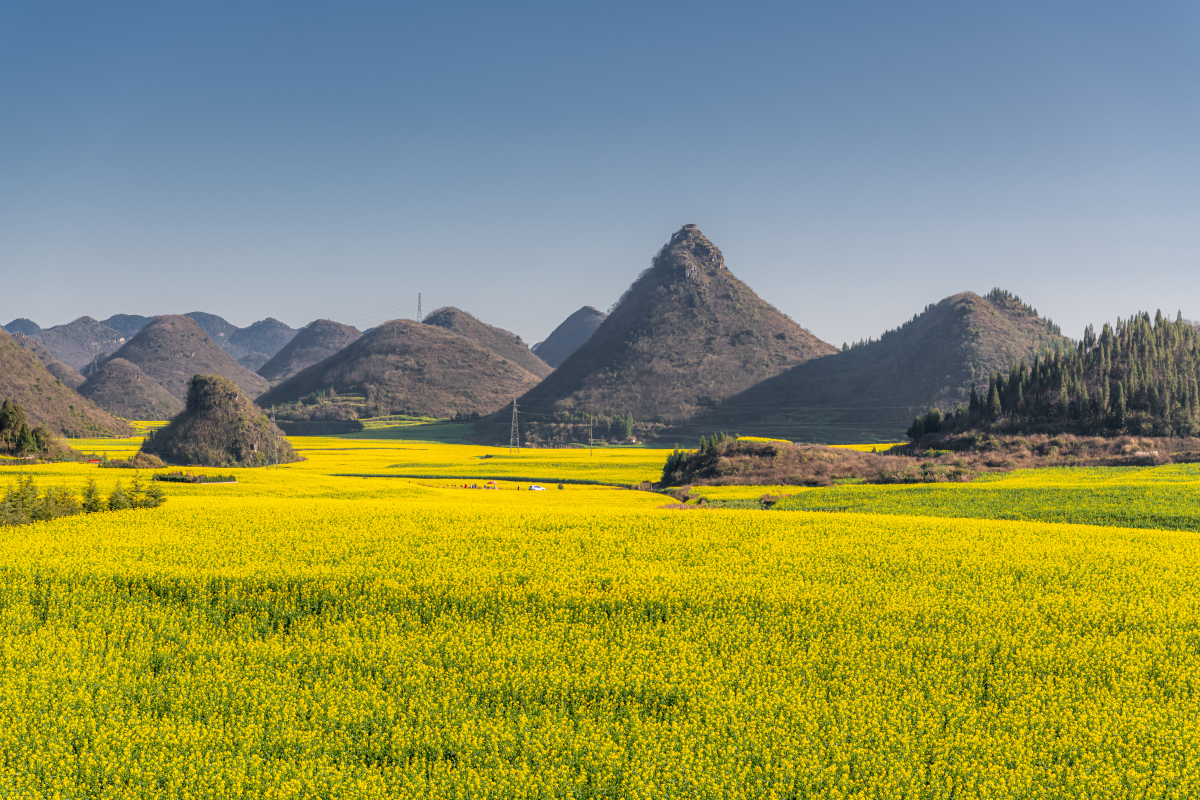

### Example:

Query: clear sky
xmin=3 ymin=2 xmax=1199 ymax=347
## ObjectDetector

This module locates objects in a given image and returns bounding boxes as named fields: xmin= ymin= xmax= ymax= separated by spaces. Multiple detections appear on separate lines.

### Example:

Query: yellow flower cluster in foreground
xmin=0 ymin=438 xmax=1198 ymax=797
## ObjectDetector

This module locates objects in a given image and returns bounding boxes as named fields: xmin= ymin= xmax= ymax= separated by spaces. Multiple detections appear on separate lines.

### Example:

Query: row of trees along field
xmin=910 ymin=311 xmax=1200 ymax=439
xmin=0 ymin=399 xmax=51 ymax=457
xmin=2 ymin=474 xmax=165 ymax=527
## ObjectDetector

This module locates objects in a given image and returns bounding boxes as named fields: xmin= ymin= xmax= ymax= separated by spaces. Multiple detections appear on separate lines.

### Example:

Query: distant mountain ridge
xmin=533 ymin=306 xmax=606 ymax=368
xmin=26 ymin=317 xmax=127 ymax=370
xmin=259 ymin=319 xmax=544 ymax=419
xmin=258 ymin=319 xmax=362 ymax=383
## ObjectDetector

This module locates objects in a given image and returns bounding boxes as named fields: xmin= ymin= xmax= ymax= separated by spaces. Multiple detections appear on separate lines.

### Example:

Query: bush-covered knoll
xmin=258 ymin=319 xmax=362 ymax=383
xmin=0 ymin=330 xmax=133 ymax=438
xmin=661 ymin=431 xmax=1200 ymax=487
xmin=78 ymin=358 xmax=184 ymax=421
xmin=258 ymin=319 xmax=543 ymax=419
xmin=143 ymin=375 xmax=299 ymax=467
xmin=676 ymin=289 xmax=1071 ymax=444
xmin=110 ymin=315 xmax=269 ymax=401
xmin=423 ymin=307 xmax=551 ymax=379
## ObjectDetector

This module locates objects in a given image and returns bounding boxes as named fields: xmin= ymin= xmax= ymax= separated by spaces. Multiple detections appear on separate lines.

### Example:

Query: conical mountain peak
xmin=652 ymin=224 xmax=726 ymax=284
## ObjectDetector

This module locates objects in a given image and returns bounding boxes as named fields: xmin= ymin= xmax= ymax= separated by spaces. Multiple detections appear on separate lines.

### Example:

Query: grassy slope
xmin=113 ymin=315 xmax=270 ymax=401
xmin=257 ymin=319 xmax=544 ymax=418
xmin=0 ymin=329 xmax=133 ymax=437
xmin=422 ymin=307 xmax=551 ymax=379
xmin=506 ymin=226 xmax=838 ymax=425
xmin=257 ymin=319 xmax=362 ymax=383
xmin=675 ymin=291 xmax=1071 ymax=443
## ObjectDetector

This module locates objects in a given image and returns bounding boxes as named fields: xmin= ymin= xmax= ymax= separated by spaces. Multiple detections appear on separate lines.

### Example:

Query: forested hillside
xmin=918 ymin=311 xmax=1200 ymax=438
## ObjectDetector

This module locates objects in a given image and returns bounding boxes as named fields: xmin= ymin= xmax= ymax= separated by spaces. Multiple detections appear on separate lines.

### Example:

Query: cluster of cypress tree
xmin=1 ymin=474 xmax=165 ymax=527
xmin=0 ymin=399 xmax=51 ymax=458
xmin=907 ymin=311 xmax=1200 ymax=439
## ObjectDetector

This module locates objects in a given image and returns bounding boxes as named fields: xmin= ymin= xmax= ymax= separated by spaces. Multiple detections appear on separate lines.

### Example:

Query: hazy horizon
xmin=4 ymin=2 xmax=1199 ymax=346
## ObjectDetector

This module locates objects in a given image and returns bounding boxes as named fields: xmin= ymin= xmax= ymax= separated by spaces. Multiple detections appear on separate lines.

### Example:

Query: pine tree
xmin=108 ymin=482 xmax=132 ymax=511
xmin=82 ymin=478 xmax=105 ymax=513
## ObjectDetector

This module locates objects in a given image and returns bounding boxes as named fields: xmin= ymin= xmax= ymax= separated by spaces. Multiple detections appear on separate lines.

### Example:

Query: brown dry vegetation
xmin=663 ymin=434 xmax=1200 ymax=488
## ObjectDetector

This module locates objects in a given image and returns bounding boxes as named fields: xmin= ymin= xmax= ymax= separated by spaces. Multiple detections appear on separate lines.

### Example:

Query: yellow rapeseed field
xmin=1 ymin=432 xmax=1198 ymax=797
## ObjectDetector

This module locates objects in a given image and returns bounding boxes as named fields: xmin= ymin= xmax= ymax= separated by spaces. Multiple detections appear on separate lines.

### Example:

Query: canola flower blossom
xmin=0 ymin=434 xmax=1198 ymax=797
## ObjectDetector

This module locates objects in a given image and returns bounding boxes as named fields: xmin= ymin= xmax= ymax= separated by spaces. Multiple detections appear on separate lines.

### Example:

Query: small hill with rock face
xmin=11 ymin=332 xmax=86 ymax=389
xmin=79 ymin=358 xmax=184 ymax=421
xmin=258 ymin=319 xmax=543 ymax=418
xmin=508 ymin=225 xmax=838 ymax=425
xmin=677 ymin=289 xmax=1072 ymax=443
xmin=3 ymin=318 xmax=42 ymax=336
xmin=230 ymin=318 xmax=298 ymax=358
xmin=100 ymin=314 xmax=152 ymax=339
xmin=31 ymin=316 xmax=126 ymax=370
xmin=142 ymin=374 xmax=298 ymax=467
xmin=0 ymin=329 xmax=133 ymax=437
xmin=257 ymin=319 xmax=361 ymax=383
xmin=422 ymin=307 xmax=551 ymax=378
xmin=533 ymin=306 xmax=607 ymax=368
xmin=109 ymin=315 xmax=269 ymax=402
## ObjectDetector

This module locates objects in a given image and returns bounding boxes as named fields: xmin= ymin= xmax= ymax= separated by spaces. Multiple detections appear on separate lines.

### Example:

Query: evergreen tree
xmin=81 ymin=479 xmax=105 ymax=513
xmin=143 ymin=480 xmax=166 ymax=509
xmin=108 ymin=482 xmax=132 ymax=511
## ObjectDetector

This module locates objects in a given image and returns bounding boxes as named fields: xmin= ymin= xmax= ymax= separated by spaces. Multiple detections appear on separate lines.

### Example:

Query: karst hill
xmin=104 ymin=315 xmax=269 ymax=402
xmin=142 ymin=374 xmax=298 ymax=467
xmin=507 ymin=225 xmax=838 ymax=425
xmin=533 ymin=306 xmax=606 ymax=368
xmin=422 ymin=307 xmax=551 ymax=379
xmin=677 ymin=289 xmax=1071 ymax=443
xmin=258 ymin=319 xmax=362 ymax=383
xmin=0 ymin=329 xmax=133 ymax=438
xmin=78 ymin=358 xmax=185 ymax=421
xmin=257 ymin=319 xmax=545 ymax=419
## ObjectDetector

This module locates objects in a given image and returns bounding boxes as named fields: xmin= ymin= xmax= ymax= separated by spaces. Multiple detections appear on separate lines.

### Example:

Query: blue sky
xmin=3 ymin=2 xmax=1199 ymax=346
